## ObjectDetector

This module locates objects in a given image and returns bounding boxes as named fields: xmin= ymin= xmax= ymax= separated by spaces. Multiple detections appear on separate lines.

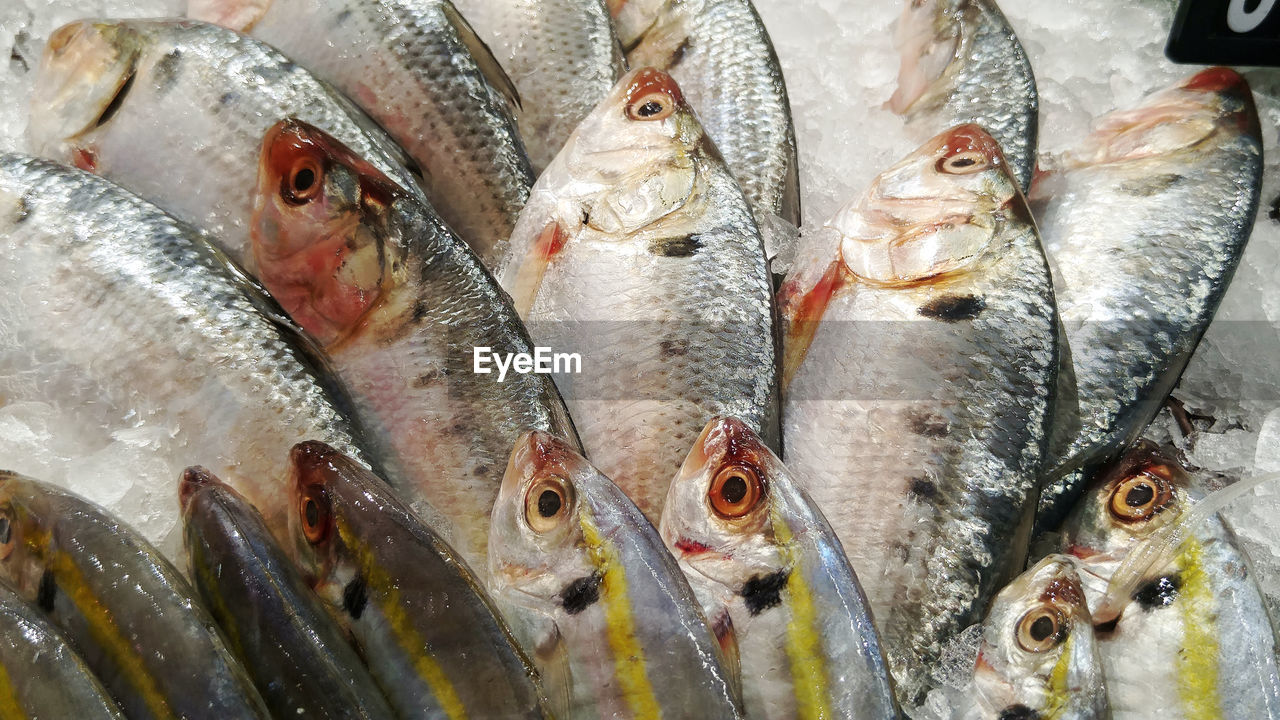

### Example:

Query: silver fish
xmin=0 ymin=583 xmax=125 ymax=720
xmin=489 ymin=430 xmax=743 ymax=719
xmin=0 ymin=473 xmax=271 ymax=720
xmin=0 ymin=152 xmax=369 ymax=552
xmin=498 ymin=67 xmax=778 ymax=522
xmin=451 ymin=0 xmax=625 ymax=172
xmin=888 ymin=0 xmax=1038 ymax=193
xmin=615 ymin=0 xmax=799 ymax=231
xmin=180 ymin=467 xmax=396 ymax=720
xmin=250 ymin=119 xmax=579 ymax=569
xmin=660 ymin=417 xmax=899 ymax=720
xmin=778 ymin=124 xmax=1058 ymax=706
xmin=27 ymin=18 xmax=422 ymax=272
xmin=187 ymin=0 xmax=535 ymax=267
xmin=288 ymin=441 xmax=554 ymax=719
xmin=1060 ymin=442 xmax=1280 ymax=719
xmin=1032 ymin=67 xmax=1263 ymax=533
xmin=969 ymin=555 xmax=1108 ymax=720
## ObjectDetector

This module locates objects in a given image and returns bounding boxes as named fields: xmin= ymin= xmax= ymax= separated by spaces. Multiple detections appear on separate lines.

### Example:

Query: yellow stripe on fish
xmin=1176 ymin=537 xmax=1222 ymax=720
xmin=0 ymin=654 xmax=29 ymax=720
xmin=579 ymin=515 xmax=663 ymax=718
xmin=771 ymin=511 xmax=834 ymax=720
xmin=337 ymin=516 xmax=469 ymax=720
xmin=1045 ymin=633 xmax=1073 ymax=718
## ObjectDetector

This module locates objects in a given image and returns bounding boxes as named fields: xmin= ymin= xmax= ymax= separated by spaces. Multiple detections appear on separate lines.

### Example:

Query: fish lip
xmin=289 ymin=440 xmax=343 ymax=488
xmin=178 ymin=466 xmax=222 ymax=512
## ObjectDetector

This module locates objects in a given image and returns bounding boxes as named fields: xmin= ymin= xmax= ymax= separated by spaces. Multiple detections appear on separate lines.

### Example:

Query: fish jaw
xmin=186 ymin=0 xmax=273 ymax=31
xmin=28 ymin=21 xmax=140 ymax=160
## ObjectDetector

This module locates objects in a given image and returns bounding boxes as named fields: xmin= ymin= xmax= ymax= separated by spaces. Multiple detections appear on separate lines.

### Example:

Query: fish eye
xmin=937 ymin=150 xmax=989 ymax=175
xmin=709 ymin=464 xmax=764 ymax=519
xmin=626 ymin=92 xmax=675 ymax=122
xmin=298 ymin=487 xmax=331 ymax=544
xmin=282 ymin=156 xmax=324 ymax=205
xmin=1108 ymin=471 xmax=1174 ymax=522
xmin=0 ymin=508 xmax=14 ymax=560
xmin=1016 ymin=606 xmax=1065 ymax=653
xmin=525 ymin=477 xmax=572 ymax=533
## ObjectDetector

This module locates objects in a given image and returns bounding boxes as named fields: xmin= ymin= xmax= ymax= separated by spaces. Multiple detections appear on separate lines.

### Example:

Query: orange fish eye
xmin=624 ymin=68 xmax=682 ymax=122
xmin=298 ymin=486 xmax=331 ymax=544
xmin=1016 ymin=606 xmax=1065 ymax=652
xmin=937 ymin=150 xmax=989 ymax=175
xmin=282 ymin=155 xmax=324 ymax=205
xmin=708 ymin=464 xmax=764 ymax=519
xmin=525 ymin=476 xmax=572 ymax=533
xmin=1108 ymin=470 xmax=1174 ymax=522
xmin=627 ymin=92 xmax=676 ymax=121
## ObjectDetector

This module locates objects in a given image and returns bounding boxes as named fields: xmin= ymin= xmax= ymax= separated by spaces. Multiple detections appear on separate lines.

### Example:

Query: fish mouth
xmin=178 ymin=466 xmax=222 ymax=512
xmin=28 ymin=21 xmax=140 ymax=158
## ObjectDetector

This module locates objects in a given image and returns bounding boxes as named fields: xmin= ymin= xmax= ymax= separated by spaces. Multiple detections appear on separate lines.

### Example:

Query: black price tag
xmin=1167 ymin=0 xmax=1280 ymax=66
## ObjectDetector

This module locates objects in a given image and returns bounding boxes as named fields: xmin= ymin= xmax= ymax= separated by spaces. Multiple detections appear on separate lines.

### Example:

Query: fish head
xmin=286 ymin=440 xmax=369 ymax=599
xmin=973 ymin=554 xmax=1099 ymax=716
xmin=832 ymin=124 xmax=1019 ymax=285
xmin=1059 ymin=67 xmax=1256 ymax=169
xmin=1060 ymin=441 xmax=1190 ymax=607
xmin=888 ymin=0 xmax=965 ymax=114
xmin=186 ymin=0 xmax=273 ymax=32
xmin=659 ymin=417 xmax=788 ymax=592
xmin=0 ymin=474 xmax=61 ymax=602
xmin=28 ymin=20 xmax=146 ymax=169
xmin=488 ymin=431 xmax=600 ymax=613
xmin=252 ymin=119 xmax=410 ymax=347
xmin=608 ymin=0 xmax=670 ymax=50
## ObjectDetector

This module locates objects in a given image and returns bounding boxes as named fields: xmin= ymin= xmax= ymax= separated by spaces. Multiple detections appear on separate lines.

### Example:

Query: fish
xmin=1060 ymin=441 xmax=1280 ymax=719
xmin=498 ymin=67 xmax=779 ymax=521
xmin=888 ymin=0 xmax=1038 ymax=193
xmin=451 ymin=0 xmax=625 ymax=172
xmin=660 ymin=416 xmax=900 ymax=720
xmin=1031 ymin=67 xmax=1263 ymax=533
xmin=0 ymin=152 xmax=370 ymax=553
xmin=179 ymin=466 xmax=396 ymax=720
xmin=0 ymin=473 xmax=271 ymax=720
xmin=186 ymin=0 xmax=535 ymax=267
xmin=0 ymin=582 xmax=125 ymax=720
xmin=251 ymin=119 xmax=580 ymax=568
xmin=287 ymin=440 xmax=554 ymax=719
xmin=489 ymin=430 xmax=743 ymax=719
xmin=615 ymin=0 xmax=800 ymax=234
xmin=28 ymin=18 xmax=423 ymax=272
xmin=778 ymin=124 xmax=1058 ymax=706
xmin=969 ymin=554 xmax=1108 ymax=720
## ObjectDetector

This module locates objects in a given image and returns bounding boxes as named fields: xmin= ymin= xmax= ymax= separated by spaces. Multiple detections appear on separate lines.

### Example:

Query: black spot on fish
xmin=907 ymin=477 xmax=937 ymax=500
xmin=649 ymin=235 xmax=701 ymax=257
xmin=1119 ymin=173 xmax=1183 ymax=197
xmin=741 ymin=570 xmax=789 ymax=616
xmin=998 ymin=705 xmax=1040 ymax=720
xmin=667 ymin=38 xmax=691 ymax=68
xmin=1132 ymin=574 xmax=1181 ymax=610
xmin=153 ymin=49 xmax=182 ymax=92
xmin=1269 ymin=194 xmax=1280 ymax=224
xmin=560 ymin=574 xmax=602 ymax=615
xmin=660 ymin=339 xmax=688 ymax=358
xmin=36 ymin=569 xmax=56 ymax=612
xmin=907 ymin=411 xmax=949 ymax=438
xmin=918 ymin=294 xmax=985 ymax=322
xmin=343 ymin=574 xmax=369 ymax=619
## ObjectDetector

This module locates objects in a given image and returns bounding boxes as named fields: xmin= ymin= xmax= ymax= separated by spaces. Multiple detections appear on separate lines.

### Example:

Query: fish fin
xmin=441 ymin=1 xmax=522 ymax=113
xmin=509 ymin=220 xmax=569 ymax=319
xmin=186 ymin=0 xmax=271 ymax=31
xmin=535 ymin=623 xmax=573 ymax=720
xmin=625 ymin=15 xmax=691 ymax=70
xmin=776 ymin=260 xmax=847 ymax=390
xmin=710 ymin=607 xmax=743 ymax=702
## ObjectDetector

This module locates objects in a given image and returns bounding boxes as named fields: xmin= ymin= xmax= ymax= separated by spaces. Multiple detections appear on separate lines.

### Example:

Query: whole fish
xmin=489 ymin=430 xmax=743 ymax=719
xmin=778 ymin=124 xmax=1058 ymax=705
xmin=0 ymin=153 xmax=369 ymax=551
xmin=28 ymin=18 xmax=422 ymax=272
xmin=888 ymin=0 xmax=1038 ymax=193
xmin=180 ymin=466 xmax=396 ymax=720
xmin=1031 ymin=67 xmax=1262 ymax=533
xmin=287 ymin=441 xmax=553 ymax=719
xmin=499 ymin=67 xmax=778 ymax=521
xmin=251 ymin=119 xmax=579 ymax=568
xmin=0 ymin=583 xmax=125 ymax=720
xmin=660 ymin=417 xmax=899 ymax=720
xmin=0 ymin=473 xmax=271 ymax=720
xmin=614 ymin=0 xmax=799 ymax=231
xmin=187 ymin=0 xmax=535 ymax=267
xmin=452 ymin=0 xmax=625 ymax=172
xmin=969 ymin=555 xmax=1108 ymax=720
xmin=1060 ymin=442 xmax=1280 ymax=719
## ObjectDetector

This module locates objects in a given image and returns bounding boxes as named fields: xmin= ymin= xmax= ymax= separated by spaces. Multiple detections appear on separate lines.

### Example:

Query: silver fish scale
xmin=629 ymin=0 xmax=799 ymax=226
xmin=907 ymin=0 xmax=1038 ymax=192
xmin=1032 ymin=101 xmax=1262 ymax=532
xmin=0 ymin=154 xmax=370 ymax=550
xmin=783 ymin=214 xmax=1057 ymax=706
xmin=453 ymin=0 xmax=624 ymax=172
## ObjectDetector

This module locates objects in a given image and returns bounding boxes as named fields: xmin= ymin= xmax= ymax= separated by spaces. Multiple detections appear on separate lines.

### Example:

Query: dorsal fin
xmin=441 ymin=1 xmax=522 ymax=113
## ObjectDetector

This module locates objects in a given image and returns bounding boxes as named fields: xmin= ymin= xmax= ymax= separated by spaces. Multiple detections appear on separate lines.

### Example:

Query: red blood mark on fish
xmin=675 ymin=537 xmax=715 ymax=556
xmin=72 ymin=146 xmax=98 ymax=172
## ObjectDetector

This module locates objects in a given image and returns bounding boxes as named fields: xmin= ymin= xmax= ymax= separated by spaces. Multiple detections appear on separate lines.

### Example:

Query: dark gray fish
xmin=180 ymin=466 xmax=395 ymax=720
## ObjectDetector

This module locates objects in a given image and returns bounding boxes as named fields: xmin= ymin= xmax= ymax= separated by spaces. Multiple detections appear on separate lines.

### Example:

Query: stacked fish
xmin=0 ymin=0 xmax=1270 ymax=717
